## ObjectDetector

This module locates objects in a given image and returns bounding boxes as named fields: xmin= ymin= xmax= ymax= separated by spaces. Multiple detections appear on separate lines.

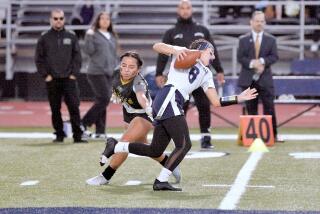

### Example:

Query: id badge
xmin=63 ymin=38 xmax=71 ymax=45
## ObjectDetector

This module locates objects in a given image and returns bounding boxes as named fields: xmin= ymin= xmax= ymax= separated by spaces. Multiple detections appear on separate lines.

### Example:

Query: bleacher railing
xmin=1 ymin=0 xmax=320 ymax=79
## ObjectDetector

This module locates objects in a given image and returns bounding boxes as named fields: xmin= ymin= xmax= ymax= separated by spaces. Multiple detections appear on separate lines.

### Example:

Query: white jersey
xmin=152 ymin=56 xmax=215 ymax=121
xmin=166 ymin=55 xmax=215 ymax=101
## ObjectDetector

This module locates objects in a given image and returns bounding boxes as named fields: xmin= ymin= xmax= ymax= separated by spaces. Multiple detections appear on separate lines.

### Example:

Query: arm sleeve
xmin=263 ymin=38 xmax=279 ymax=67
xmin=237 ymin=37 xmax=253 ymax=70
xmin=155 ymin=30 xmax=172 ymax=76
xmin=201 ymin=68 xmax=216 ymax=91
xmin=204 ymin=28 xmax=224 ymax=74
xmin=71 ymin=36 xmax=82 ymax=76
xmin=34 ymin=36 xmax=49 ymax=78
xmin=133 ymin=75 xmax=148 ymax=93
xmin=83 ymin=33 xmax=96 ymax=55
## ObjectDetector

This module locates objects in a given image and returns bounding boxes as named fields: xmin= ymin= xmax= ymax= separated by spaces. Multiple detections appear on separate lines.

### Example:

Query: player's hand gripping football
xmin=175 ymin=48 xmax=188 ymax=62
xmin=237 ymin=87 xmax=258 ymax=102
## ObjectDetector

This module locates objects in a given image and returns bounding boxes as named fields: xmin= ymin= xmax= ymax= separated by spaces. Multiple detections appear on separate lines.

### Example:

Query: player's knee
xmin=177 ymin=140 xmax=191 ymax=154
xmin=184 ymin=141 xmax=192 ymax=153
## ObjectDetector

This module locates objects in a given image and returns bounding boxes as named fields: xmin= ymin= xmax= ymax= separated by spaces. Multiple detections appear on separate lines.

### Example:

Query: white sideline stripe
xmin=1 ymin=132 xmax=320 ymax=141
xmin=124 ymin=180 xmax=142 ymax=186
xmin=20 ymin=180 xmax=39 ymax=186
xmin=289 ymin=152 xmax=320 ymax=159
xmin=203 ymin=184 xmax=274 ymax=188
xmin=218 ymin=152 xmax=264 ymax=210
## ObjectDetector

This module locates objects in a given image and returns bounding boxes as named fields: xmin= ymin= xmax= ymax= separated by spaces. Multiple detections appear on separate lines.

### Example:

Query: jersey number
xmin=188 ymin=66 xmax=200 ymax=84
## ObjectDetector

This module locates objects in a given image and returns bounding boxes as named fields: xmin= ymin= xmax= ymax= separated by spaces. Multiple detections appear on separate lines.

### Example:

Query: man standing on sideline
xmin=155 ymin=0 xmax=225 ymax=149
xmin=237 ymin=11 xmax=283 ymax=142
xmin=35 ymin=9 xmax=87 ymax=143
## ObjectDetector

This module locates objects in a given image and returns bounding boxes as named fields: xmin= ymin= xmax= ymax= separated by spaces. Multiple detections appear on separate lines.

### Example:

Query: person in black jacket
xmin=35 ymin=9 xmax=87 ymax=143
xmin=155 ymin=0 xmax=225 ymax=149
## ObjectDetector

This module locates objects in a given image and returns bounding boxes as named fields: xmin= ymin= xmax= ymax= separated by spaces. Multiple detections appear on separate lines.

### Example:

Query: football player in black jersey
xmin=86 ymin=51 xmax=181 ymax=185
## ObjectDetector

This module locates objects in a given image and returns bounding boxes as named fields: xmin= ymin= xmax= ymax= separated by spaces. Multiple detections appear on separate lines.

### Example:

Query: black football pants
xmin=184 ymin=87 xmax=211 ymax=133
xmin=129 ymin=115 xmax=192 ymax=171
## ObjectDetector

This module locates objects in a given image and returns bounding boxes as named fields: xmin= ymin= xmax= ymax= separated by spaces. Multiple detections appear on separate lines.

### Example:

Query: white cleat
xmin=86 ymin=174 xmax=109 ymax=186
xmin=172 ymin=166 xmax=181 ymax=184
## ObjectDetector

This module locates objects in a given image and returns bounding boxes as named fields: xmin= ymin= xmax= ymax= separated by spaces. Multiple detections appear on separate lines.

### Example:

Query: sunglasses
xmin=53 ymin=17 xmax=64 ymax=21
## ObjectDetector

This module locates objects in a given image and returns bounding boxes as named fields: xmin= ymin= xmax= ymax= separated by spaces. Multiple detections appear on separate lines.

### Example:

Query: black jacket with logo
xmin=35 ymin=28 xmax=82 ymax=78
xmin=156 ymin=17 xmax=224 ymax=76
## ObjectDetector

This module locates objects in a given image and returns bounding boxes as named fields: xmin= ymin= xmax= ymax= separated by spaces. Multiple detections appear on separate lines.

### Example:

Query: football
xmin=174 ymin=50 xmax=201 ymax=69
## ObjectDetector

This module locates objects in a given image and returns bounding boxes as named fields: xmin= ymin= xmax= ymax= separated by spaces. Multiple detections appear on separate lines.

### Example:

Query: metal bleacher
xmin=0 ymin=0 xmax=320 ymax=102
xmin=3 ymin=0 xmax=319 ymax=76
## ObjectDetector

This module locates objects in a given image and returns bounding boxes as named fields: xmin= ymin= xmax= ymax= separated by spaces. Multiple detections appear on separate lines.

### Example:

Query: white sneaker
xmin=91 ymin=133 xmax=107 ymax=140
xmin=172 ymin=166 xmax=181 ymax=184
xmin=86 ymin=174 xmax=109 ymax=186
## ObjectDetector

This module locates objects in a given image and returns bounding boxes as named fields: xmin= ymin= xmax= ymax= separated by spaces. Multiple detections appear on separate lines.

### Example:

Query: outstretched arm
xmin=205 ymin=87 xmax=258 ymax=107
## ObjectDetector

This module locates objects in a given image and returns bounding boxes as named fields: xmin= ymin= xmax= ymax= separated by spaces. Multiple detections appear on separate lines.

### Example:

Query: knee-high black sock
xmin=102 ymin=166 xmax=116 ymax=180
xmin=159 ymin=155 xmax=168 ymax=166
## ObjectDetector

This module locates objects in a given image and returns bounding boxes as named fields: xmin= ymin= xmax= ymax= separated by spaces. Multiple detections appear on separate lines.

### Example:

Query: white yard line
xmin=203 ymin=184 xmax=274 ymax=188
xmin=1 ymin=132 xmax=320 ymax=141
xmin=218 ymin=152 xmax=264 ymax=210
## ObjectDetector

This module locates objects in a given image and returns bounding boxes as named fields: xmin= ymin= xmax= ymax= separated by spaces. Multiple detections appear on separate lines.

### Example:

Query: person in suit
xmin=237 ymin=11 xmax=283 ymax=142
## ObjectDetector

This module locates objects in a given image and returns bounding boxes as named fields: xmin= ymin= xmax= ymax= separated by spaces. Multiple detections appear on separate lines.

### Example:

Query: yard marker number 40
xmin=238 ymin=115 xmax=274 ymax=146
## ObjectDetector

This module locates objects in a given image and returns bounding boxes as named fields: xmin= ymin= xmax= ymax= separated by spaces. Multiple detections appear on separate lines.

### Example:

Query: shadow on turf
xmin=22 ymin=143 xmax=72 ymax=147
xmin=96 ymin=185 xmax=149 ymax=195
xmin=96 ymin=183 xmax=209 ymax=201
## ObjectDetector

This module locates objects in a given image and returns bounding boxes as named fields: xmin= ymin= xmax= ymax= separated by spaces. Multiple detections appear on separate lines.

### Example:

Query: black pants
xmin=129 ymin=115 xmax=192 ymax=171
xmin=184 ymin=87 xmax=211 ymax=134
xmin=46 ymin=78 xmax=82 ymax=139
xmin=82 ymin=74 xmax=112 ymax=134
xmin=242 ymin=86 xmax=278 ymax=137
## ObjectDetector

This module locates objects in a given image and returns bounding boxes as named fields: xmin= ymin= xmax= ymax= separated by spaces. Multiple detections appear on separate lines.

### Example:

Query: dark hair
xmin=120 ymin=51 xmax=143 ymax=68
xmin=189 ymin=39 xmax=213 ymax=50
xmin=92 ymin=12 xmax=116 ymax=36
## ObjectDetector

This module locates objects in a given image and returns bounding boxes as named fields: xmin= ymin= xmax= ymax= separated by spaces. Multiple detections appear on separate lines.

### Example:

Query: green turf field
xmin=0 ymin=128 xmax=319 ymax=211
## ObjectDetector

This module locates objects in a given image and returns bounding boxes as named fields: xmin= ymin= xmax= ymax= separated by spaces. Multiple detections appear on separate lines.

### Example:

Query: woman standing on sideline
xmin=81 ymin=11 xmax=118 ymax=139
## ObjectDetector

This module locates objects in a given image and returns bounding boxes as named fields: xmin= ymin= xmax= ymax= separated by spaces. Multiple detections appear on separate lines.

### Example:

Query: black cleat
xmin=201 ymin=136 xmax=214 ymax=149
xmin=53 ymin=136 xmax=64 ymax=143
xmin=153 ymin=179 xmax=182 ymax=191
xmin=100 ymin=137 xmax=118 ymax=166
xmin=73 ymin=139 xmax=88 ymax=143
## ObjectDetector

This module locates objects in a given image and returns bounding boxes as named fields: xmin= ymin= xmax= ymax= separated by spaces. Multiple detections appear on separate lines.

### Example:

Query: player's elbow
xmin=153 ymin=43 xmax=162 ymax=53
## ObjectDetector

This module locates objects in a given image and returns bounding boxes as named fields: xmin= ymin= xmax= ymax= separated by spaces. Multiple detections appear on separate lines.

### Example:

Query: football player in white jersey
xmin=101 ymin=39 xmax=258 ymax=191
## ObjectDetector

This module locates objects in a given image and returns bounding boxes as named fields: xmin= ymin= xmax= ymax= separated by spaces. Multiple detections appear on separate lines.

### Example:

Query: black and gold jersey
xmin=112 ymin=70 xmax=151 ymax=112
